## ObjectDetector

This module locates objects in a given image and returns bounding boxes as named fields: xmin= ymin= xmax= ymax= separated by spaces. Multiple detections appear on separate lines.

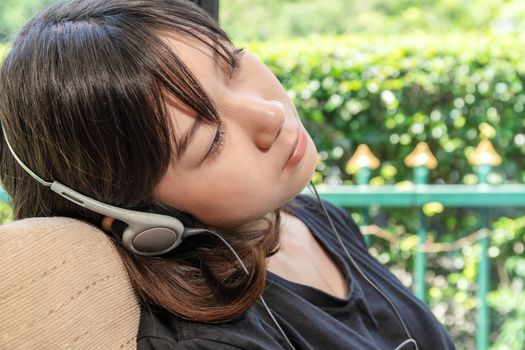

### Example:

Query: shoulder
xmin=136 ymin=304 xmax=281 ymax=350
xmin=137 ymin=337 xmax=244 ymax=350
xmin=137 ymin=306 xmax=245 ymax=350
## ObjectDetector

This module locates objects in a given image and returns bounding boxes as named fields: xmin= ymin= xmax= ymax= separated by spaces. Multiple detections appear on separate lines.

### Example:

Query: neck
xmin=266 ymin=210 xmax=349 ymax=299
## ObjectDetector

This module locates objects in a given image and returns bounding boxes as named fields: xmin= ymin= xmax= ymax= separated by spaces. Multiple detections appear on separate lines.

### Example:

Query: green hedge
xmin=245 ymin=33 xmax=525 ymax=349
xmin=1 ymin=42 xmax=11 ymax=225
xmin=0 ymin=43 xmax=9 ymax=63
xmin=245 ymin=33 xmax=525 ymax=186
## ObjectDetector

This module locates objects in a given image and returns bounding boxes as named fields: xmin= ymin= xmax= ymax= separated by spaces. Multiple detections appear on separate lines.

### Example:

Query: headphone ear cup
xmin=104 ymin=203 xmax=192 ymax=256
xmin=122 ymin=224 xmax=181 ymax=256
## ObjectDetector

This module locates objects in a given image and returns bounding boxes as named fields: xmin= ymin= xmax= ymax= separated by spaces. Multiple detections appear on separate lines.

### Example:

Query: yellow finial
xmin=346 ymin=144 xmax=380 ymax=173
xmin=404 ymin=142 xmax=437 ymax=169
xmin=468 ymin=139 xmax=501 ymax=166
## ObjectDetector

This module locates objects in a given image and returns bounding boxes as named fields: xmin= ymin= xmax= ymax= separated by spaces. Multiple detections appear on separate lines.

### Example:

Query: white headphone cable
xmin=309 ymin=182 xmax=419 ymax=350
xmin=2 ymin=125 xmax=52 ymax=186
xmin=190 ymin=229 xmax=297 ymax=350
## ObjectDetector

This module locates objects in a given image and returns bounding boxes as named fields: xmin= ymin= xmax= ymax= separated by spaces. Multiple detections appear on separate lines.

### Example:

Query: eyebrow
xmin=175 ymin=119 xmax=202 ymax=160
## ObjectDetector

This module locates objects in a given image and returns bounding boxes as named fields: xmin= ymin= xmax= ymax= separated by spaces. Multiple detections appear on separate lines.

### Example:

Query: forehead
xmin=160 ymin=33 xmax=229 ymax=96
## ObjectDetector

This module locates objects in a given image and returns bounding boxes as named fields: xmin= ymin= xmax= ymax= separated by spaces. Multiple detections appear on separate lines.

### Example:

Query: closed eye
xmin=203 ymin=122 xmax=226 ymax=161
xmin=200 ymin=47 xmax=243 ymax=163
xmin=229 ymin=47 xmax=245 ymax=77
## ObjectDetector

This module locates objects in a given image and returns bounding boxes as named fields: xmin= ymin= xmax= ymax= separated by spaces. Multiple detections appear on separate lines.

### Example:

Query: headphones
xmin=1 ymin=125 xmax=207 ymax=256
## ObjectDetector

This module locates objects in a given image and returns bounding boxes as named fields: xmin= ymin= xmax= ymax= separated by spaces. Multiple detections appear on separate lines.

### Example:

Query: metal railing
xmin=313 ymin=140 xmax=525 ymax=350
xmin=0 ymin=189 xmax=8 ymax=203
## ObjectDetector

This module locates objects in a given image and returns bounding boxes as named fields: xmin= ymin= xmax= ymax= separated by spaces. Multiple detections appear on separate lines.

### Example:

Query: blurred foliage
xmin=488 ymin=216 xmax=525 ymax=349
xmin=244 ymin=34 xmax=525 ymax=187
xmin=0 ymin=42 xmax=9 ymax=62
xmin=244 ymin=34 xmax=525 ymax=349
xmin=221 ymin=0 xmax=525 ymax=41
xmin=0 ymin=0 xmax=56 ymax=42
xmin=0 ymin=202 xmax=13 ymax=225
xmin=2 ymin=0 xmax=525 ymax=42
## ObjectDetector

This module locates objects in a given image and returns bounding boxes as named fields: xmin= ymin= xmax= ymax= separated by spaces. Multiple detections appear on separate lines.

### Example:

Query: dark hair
xmin=0 ymin=0 xmax=280 ymax=322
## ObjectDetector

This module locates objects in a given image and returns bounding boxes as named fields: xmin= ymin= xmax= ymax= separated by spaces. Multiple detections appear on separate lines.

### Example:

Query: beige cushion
xmin=0 ymin=217 xmax=140 ymax=349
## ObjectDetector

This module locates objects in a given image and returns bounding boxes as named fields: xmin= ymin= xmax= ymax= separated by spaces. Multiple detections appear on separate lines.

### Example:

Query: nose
xmin=251 ymin=99 xmax=286 ymax=150
xmin=226 ymin=96 xmax=286 ymax=150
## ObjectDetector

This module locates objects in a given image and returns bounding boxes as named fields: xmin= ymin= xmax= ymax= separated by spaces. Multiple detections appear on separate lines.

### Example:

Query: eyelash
xmin=208 ymin=123 xmax=226 ymax=158
xmin=230 ymin=47 xmax=245 ymax=76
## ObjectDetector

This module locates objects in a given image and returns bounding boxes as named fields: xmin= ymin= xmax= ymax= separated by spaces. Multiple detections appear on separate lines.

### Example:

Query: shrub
xmin=245 ymin=33 xmax=525 ymax=349
xmin=245 ymin=33 xmax=525 ymax=186
xmin=0 ymin=42 xmax=9 ymax=62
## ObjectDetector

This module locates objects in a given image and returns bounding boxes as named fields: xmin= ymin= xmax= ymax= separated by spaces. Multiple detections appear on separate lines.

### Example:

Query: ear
xmin=101 ymin=216 xmax=115 ymax=232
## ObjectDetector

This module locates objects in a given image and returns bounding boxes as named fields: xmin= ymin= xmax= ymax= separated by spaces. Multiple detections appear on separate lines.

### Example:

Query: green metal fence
xmin=313 ymin=140 xmax=525 ymax=350
xmin=0 ymin=188 xmax=8 ymax=203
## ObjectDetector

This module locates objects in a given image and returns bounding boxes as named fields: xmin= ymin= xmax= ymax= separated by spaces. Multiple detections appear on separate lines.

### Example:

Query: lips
xmin=283 ymin=125 xmax=307 ymax=170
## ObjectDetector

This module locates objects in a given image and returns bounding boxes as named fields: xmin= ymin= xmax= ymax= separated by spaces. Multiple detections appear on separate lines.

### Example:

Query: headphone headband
xmin=1 ymin=123 xmax=200 ymax=256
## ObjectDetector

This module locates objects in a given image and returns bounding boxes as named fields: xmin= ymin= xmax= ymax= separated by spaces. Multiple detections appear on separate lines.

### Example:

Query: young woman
xmin=0 ymin=0 xmax=455 ymax=349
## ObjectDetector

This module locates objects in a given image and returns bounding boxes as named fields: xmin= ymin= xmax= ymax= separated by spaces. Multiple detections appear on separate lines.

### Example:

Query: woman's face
xmin=153 ymin=35 xmax=317 ymax=230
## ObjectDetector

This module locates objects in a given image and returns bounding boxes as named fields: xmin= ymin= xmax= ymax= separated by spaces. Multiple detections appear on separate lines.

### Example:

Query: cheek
xmin=156 ymin=161 xmax=272 ymax=228
xmin=190 ymin=167 xmax=274 ymax=227
xmin=184 ymin=181 xmax=270 ymax=229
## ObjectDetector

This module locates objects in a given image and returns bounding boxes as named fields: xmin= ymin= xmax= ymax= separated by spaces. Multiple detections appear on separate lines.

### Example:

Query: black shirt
xmin=137 ymin=195 xmax=455 ymax=349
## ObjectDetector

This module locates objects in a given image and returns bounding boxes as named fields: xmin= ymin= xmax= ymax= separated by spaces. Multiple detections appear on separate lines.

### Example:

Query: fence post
xmin=347 ymin=144 xmax=380 ymax=246
xmin=0 ymin=187 xmax=9 ymax=203
xmin=469 ymin=139 xmax=501 ymax=350
xmin=405 ymin=142 xmax=437 ymax=302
